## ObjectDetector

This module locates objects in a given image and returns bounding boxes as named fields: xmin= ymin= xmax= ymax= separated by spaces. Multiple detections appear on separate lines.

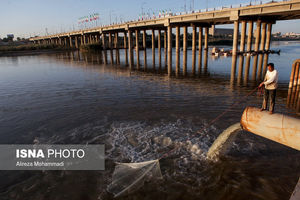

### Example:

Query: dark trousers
xmin=262 ymin=89 xmax=276 ymax=112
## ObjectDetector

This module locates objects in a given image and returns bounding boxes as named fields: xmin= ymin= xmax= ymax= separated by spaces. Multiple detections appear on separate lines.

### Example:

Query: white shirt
xmin=264 ymin=69 xmax=278 ymax=90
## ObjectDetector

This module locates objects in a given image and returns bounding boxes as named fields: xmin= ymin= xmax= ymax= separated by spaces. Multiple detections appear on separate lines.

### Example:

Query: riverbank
xmin=0 ymin=44 xmax=75 ymax=57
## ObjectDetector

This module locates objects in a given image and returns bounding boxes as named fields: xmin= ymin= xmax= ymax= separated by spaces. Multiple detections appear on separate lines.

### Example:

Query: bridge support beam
xmin=158 ymin=30 xmax=162 ymax=69
xmin=128 ymin=30 xmax=134 ymax=69
xmin=260 ymin=22 xmax=267 ymax=51
xmin=143 ymin=30 xmax=147 ymax=70
xmin=102 ymin=34 xmax=107 ymax=65
xmin=265 ymin=23 xmax=272 ymax=51
xmin=135 ymin=30 xmax=140 ymax=69
xmin=246 ymin=21 xmax=253 ymax=52
xmin=192 ymin=25 xmax=196 ymax=75
xmin=69 ymin=37 xmax=73 ymax=48
xmin=240 ymin=21 xmax=246 ymax=52
xmin=254 ymin=20 xmax=261 ymax=52
xmin=123 ymin=32 xmax=128 ymax=66
xmin=109 ymin=33 xmax=114 ymax=65
xmin=204 ymin=27 xmax=208 ymax=50
xmin=176 ymin=26 xmax=180 ymax=76
xmin=152 ymin=29 xmax=155 ymax=70
xmin=198 ymin=27 xmax=203 ymax=73
xmin=167 ymin=26 xmax=172 ymax=76
xmin=183 ymin=26 xmax=187 ymax=76
xmin=232 ymin=20 xmax=239 ymax=56
xmin=115 ymin=32 xmax=120 ymax=65
xmin=164 ymin=30 xmax=167 ymax=69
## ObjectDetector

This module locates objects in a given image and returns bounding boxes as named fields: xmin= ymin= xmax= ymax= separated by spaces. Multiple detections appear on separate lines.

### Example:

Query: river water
xmin=0 ymin=41 xmax=299 ymax=200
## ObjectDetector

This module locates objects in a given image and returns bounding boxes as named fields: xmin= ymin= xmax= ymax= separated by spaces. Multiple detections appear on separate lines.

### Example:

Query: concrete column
xmin=164 ymin=30 xmax=167 ymax=68
xmin=89 ymin=34 xmax=93 ymax=44
xmin=81 ymin=35 xmax=84 ymax=45
xmin=257 ymin=54 xmax=264 ymax=80
xmin=69 ymin=36 xmax=73 ymax=47
xmin=128 ymin=30 xmax=134 ymax=69
xmin=176 ymin=26 xmax=180 ymax=76
xmin=246 ymin=21 xmax=253 ymax=52
xmin=102 ymin=34 xmax=107 ymax=65
xmin=204 ymin=27 xmax=209 ymax=50
xmin=254 ymin=20 xmax=261 ymax=52
xmin=158 ymin=30 xmax=161 ymax=69
xmin=109 ymin=33 xmax=114 ymax=64
xmin=152 ymin=29 xmax=155 ymax=69
xmin=203 ymin=50 xmax=208 ymax=74
xmin=192 ymin=25 xmax=196 ymax=75
xmin=64 ymin=38 xmax=67 ymax=46
xmin=183 ymin=26 xmax=187 ymax=76
xmin=135 ymin=30 xmax=140 ymax=69
xmin=260 ymin=22 xmax=267 ymax=51
xmin=143 ymin=30 xmax=147 ymax=70
xmin=115 ymin=32 xmax=120 ymax=65
xmin=231 ymin=55 xmax=238 ymax=85
xmin=232 ymin=20 xmax=239 ymax=56
xmin=167 ymin=26 xmax=172 ymax=76
xmin=123 ymin=32 xmax=128 ymax=66
xmin=265 ymin=23 xmax=272 ymax=51
xmin=252 ymin=55 xmax=258 ymax=81
xmin=237 ymin=55 xmax=244 ymax=85
xmin=240 ymin=20 xmax=247 ymax=52
xmin=244 ymin=55 xmax=251 ymax=85
xmin=262 ymin=53 xmax=269 ymax=76
xmin=198 ymin=27 xmax=203 ymax=73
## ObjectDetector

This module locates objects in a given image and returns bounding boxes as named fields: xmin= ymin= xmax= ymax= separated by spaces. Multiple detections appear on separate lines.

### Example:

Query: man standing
xmin=259 ymin=63 xmax=278 ymax=114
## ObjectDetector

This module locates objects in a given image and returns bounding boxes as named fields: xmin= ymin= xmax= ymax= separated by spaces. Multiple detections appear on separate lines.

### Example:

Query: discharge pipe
xmin=240 ymin=107 xmax=300 ymax=151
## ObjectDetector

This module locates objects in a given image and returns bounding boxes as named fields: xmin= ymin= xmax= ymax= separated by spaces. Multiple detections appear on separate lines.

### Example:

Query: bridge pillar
xmin=246 ymin=21 xmax=253 ymax=52
xmin=123 ymin=32 xmax=128 ymax=66
xmin=69 ymin=36 xmax=73 ymax=47
xmin=257 ymin=22 xmax=267 ymax=80
xmin=64 ymin=38 xmax=67 ymax=47
xmin=192 ymin=25 xmax=196 ymax=75
xmin=175 ymin=26 xmax=180 ymax=76
xmin=240 ymin=20 xmax=247 ymax=52
xmin=232 ymin=20 xmax=239 ymax=56
xmin=198 ymin=27 xmax=203 ymax=73
xmin=265 ymin=23 xmax=272 ymax=51
xmin=128 ymin=30 xmax=134 ymax=69
xmin=204 ymin=27 xmax=209 ymax=50
xmin=231 ymin=20 xmax=239 ymax=83
xmin=167 ymin=26 xmax=172 ymax=76
xmin=115 ymin=32 xmax=120 ymax=65
xmin=142 ymin=30 xmax=147 ymax=70
xmin=164 ymin=30 xmax=167 ymax=69
xmin=109 ymin=33 xmax=114 ymax=64
xmin=135 ymin=30 xmax=140 ymax=69
xmin=260 ymin=22 xmax=267 ymax=51
xmin=80 ymin=35 xmax=83 ymax=45
xmin=102 ymin=33 xmax=108 ymax=65
xmin=152 ymin=29 xmax=155 ymax=70
xmin=158 ymin=30 xmax=162 ymax=69
xmin=254 ymin=20 xmax=261 ymax=52
xmin=252 ymin=55 xmax=258 ymax=81
xmin=183 ymin=26 xmax=187 ymax=76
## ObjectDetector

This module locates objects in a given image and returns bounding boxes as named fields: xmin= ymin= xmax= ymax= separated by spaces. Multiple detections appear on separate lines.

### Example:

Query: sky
xmin=1 ymin=0 xmax=300 ymax=39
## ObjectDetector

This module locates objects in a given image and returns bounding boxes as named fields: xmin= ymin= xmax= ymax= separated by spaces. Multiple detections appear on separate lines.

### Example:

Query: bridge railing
xmin=34 ymin=0 xmax=294 ymax=38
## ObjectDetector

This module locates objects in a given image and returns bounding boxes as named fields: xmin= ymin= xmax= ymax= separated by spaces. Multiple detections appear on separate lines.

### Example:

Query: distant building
xmin=209 ymin=25 xmax=233 ymax=36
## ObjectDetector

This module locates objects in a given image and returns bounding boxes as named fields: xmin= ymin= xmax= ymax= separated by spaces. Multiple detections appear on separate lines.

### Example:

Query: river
xmin=0 ymin=41 xmax=299 ymax=200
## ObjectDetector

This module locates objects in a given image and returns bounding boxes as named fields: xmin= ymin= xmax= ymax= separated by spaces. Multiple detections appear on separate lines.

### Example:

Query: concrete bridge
xmin=30 ymin=0 xmax=300 ymax=76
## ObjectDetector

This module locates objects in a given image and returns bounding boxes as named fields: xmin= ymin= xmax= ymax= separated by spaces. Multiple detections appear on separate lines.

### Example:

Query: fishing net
xmin=107 ymin=159 xmax=162 ymax=197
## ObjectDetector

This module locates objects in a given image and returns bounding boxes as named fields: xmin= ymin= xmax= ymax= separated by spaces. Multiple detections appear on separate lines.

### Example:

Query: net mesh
xmin=107 ymin=159 xmax=162 ymax=197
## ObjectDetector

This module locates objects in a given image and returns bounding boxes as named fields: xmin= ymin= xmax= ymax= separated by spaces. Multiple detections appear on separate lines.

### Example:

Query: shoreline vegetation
xmin=0 ymin=37 xmax=299 ymax=56
xmin=0 ymin=44 xmax=75 ymax=57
